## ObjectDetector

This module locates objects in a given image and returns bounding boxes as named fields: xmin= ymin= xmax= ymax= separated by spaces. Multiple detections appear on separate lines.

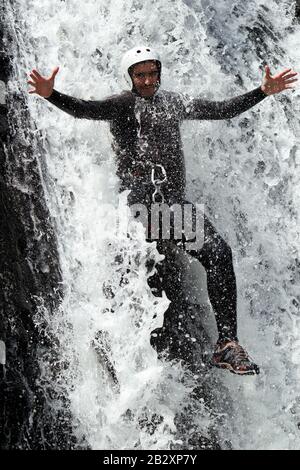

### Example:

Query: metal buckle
xmin=151 ymin=164 xmax=167 ymax=203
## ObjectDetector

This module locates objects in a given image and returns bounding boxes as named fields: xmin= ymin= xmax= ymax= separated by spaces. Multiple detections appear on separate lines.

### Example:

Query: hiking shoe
xmin=211 ymin=340 xmax=260 ymax=375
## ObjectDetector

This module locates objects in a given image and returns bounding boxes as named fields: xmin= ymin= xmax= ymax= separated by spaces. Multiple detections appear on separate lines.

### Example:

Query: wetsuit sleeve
xmin=45 ymin=89 xmax=122 ymax=120
xmin=182 ymin=87 xmax=267 ymax=120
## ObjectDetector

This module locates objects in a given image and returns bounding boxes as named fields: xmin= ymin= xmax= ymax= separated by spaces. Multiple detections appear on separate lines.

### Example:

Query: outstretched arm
xmin=45 ymin=89 xmax=120 ymax=120
xmin=27 ymin=67 xmax=120 ymax=120
xmin=183 ymin=65 xmax=298 ymax=120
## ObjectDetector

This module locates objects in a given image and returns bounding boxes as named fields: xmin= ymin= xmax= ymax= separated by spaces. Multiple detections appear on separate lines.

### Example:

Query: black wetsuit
xmin=46 ymin=86 xmax=266 ymax=342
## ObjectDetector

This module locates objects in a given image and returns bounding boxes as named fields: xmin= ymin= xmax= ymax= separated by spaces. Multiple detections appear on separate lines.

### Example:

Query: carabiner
xmin=151 ymin=164 xmax=167 ymax=203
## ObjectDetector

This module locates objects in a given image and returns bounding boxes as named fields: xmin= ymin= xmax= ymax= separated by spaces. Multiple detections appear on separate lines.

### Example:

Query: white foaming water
xmin=181 ymin=0 xmax=300 ymax=450
xmin=6 ymin=0 xmax=300 ymax=449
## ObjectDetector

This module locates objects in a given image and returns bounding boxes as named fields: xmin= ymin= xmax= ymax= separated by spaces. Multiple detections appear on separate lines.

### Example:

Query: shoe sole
xmin=212 ymin=361 xmax=260 ymax=376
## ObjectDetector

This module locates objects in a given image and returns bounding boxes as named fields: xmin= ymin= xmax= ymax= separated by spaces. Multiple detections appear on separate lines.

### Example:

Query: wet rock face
xmin=296 ymin=1 xmax=300 ymax=19
xmin=0 ymin=20 xmax=75 ymax=449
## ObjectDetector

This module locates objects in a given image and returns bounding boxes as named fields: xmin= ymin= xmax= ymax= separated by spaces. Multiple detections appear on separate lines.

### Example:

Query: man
xmin=28 ymin=46 xmax=297 ymax=375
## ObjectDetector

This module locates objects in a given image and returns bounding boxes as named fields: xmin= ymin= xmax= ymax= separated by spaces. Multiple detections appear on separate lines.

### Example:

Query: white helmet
xmin=121 ymin=45 xmax=161 ymax=89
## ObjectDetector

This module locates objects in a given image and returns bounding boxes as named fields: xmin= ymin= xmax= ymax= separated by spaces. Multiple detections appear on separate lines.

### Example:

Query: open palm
xmin=27 ymin=67 xmax=59 ymax=98
xmin=261 ymin=65 xmax=298 ymax=95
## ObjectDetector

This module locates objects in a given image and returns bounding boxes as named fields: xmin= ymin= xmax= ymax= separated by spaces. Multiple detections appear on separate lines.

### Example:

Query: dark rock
xmin=0 ymin=6 xmax=77 ymax=449
xmin=296 ymin=1 xmax=300 ymax=19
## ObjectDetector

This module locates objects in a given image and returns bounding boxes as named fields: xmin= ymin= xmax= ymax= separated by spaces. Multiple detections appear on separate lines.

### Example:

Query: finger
xmin=284 ymin=79 xmax=298 ymax=84
xmin=264 ymin=65 xmax=271 ymax=77
xmin=50 ymin=66 xmax=59 ymax=80
xmin=27 ymin=80 xmax=36 ymax=86
xmin=284 ymin=85 xmax=296 ymax=90
xmin=29 ymin=72 xmax=39 ymax=81
xmin=277 ymin=68 xmax=292 ymax=78
xmin=32 ymin=69 xmax=43 ymax=79
xmin=28 ymin=89 xmax=37 ymax=94
xmin=30 ymin=71 xmax=41 ymax=80
xmin=282 ymin=72 xmax=298 ymax=80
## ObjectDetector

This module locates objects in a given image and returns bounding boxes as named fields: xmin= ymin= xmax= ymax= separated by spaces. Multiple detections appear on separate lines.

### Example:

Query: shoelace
xmin=221 ymin=342 xmax=251 ymax=364
xmin=229 ymin=344 xmax=250 ymax=363
xmin=214 ymin=342 xmax=259 ymax=374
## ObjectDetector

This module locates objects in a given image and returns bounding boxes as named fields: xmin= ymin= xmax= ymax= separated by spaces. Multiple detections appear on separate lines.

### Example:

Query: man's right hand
xmin=27 ymin=67 xmax=59 ymax=98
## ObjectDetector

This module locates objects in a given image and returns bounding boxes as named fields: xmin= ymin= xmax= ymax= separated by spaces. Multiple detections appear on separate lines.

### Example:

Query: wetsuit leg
xmin=144 ymin=202 xmax=184 ymax=300
xmin=185 ymin=209 xmax=238 ymax=342
xmin=147 ymin=239 xmax=197 ymax=361
xmin=146 ymin=240 xmax=183 ymax=300
xmin=145 ymin=202 xmax=238 ymax=342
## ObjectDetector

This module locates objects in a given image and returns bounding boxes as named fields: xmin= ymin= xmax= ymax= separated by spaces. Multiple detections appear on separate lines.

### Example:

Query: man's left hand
xmin=261 ymin=65 xmax=298 ymax=95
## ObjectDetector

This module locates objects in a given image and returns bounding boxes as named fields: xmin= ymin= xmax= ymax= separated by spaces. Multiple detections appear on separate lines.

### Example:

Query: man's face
xmin=131 ymin=61 xmax=160 ymax=98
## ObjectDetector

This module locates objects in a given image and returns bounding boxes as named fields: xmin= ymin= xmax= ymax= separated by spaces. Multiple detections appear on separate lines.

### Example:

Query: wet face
xmin=130 ymin=61 xmax=160 ymax=98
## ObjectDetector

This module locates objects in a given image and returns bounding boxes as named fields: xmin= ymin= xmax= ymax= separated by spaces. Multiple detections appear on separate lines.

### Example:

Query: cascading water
xmin=182 ymin=0 xmax=300 ymax=449
xmin=3 ymin=0 xmax=300 ymax=450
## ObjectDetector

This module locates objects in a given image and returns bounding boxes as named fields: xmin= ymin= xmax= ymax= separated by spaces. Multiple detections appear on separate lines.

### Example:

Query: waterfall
xmin=3 ymin=0 xmax=300 ymax=450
